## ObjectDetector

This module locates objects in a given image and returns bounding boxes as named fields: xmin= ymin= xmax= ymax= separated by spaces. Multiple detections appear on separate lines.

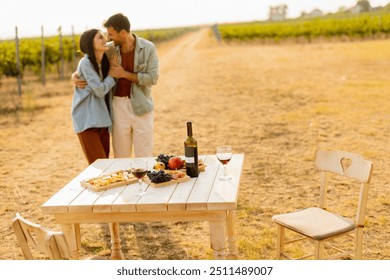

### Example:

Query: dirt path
xmin=1 ymin=28 xmax=390 ymax=259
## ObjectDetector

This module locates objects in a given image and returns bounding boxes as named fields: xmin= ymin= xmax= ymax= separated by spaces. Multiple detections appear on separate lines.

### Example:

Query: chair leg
xmin=315 ymin=240 xmax=324 ymax=259
xmin=276 ymin=224 xmax=285 ymax=259
xmin=355 ymin=228 xmax=363 ymax=260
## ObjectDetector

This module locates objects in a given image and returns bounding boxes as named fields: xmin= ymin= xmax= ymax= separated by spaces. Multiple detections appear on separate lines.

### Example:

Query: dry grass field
xmin=0 ymin=28 xmax=389 ymax=260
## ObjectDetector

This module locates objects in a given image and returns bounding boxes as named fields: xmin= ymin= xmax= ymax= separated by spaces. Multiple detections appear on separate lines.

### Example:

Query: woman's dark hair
xmin=104 ymin=13 xmax=131 ymax=33
xmin=79 ymin=29 xmax=109 ymax=79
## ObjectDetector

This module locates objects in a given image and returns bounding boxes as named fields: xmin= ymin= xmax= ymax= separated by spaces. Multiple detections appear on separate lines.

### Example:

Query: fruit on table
xmin=147 ymin=170 xmax=172 ymax=183
xmin=167 ymin=170 xmax=186 ymax=179
xmin=168 ymin=157 xmax=184 ymax=170
xmin=156 ymin=154 xmax=173 ymax=168
xmin=154 ymin=162 xmax=165 ymax=170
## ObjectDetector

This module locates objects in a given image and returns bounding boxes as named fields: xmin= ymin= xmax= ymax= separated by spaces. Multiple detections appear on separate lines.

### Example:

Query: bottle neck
xmin=187 ymin=122 xmax=193 ymax=137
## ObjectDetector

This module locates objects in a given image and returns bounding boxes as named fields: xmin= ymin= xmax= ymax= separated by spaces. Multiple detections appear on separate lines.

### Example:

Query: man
xmin=73 ymin=13 xmax=159 ymax=158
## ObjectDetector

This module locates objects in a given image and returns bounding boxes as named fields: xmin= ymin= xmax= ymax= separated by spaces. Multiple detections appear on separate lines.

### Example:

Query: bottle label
xmin=184 ymin=146 xmax=199 ymax=177
xmin=185 ymin=146 xmax=198 ymax=164
xmin=185 ymin=157 xmax=195 ymax=164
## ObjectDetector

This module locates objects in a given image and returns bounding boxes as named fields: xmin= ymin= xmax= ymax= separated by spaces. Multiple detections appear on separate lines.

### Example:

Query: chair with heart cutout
xmin=272 ymin=150 xmax=373 ymax=260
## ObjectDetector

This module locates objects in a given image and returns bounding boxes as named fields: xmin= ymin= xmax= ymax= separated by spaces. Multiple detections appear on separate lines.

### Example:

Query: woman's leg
xmin=77 ymin=128 xmax=109 ymax=164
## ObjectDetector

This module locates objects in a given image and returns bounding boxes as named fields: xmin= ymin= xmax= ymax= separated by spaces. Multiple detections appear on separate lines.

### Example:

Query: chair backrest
xmin=314 ymin=150 xmax=373 ymax=183
xmin=12 ymin=213 xmax=70 ymax=260
xmin=314 ymin=150 xmax=373 ymax=226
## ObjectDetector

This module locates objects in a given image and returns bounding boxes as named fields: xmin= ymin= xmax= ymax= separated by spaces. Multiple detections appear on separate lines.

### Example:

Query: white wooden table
xmin=41 ymin=154 xmax=244 ymax=260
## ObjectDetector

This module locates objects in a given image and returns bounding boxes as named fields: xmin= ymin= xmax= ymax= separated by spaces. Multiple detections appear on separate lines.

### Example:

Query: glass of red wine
xmin=216 ymin=145 xmax=232 ymax=181
xmin=130 ymin=160 xmax=148 ymax=197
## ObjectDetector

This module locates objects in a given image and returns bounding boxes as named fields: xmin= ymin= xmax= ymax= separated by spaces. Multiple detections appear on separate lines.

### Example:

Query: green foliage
xmin=0 ymin=41 xmax=19 ymax=77
xmin=0 ymin=27 xmax=193 ymax=80
xmin=136 ymin=27 xmax=197 ymax=42
xmin=218 ymin=11 xmax=390 ymax=42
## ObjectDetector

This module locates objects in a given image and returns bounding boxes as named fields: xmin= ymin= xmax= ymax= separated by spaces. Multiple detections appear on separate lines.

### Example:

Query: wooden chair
xmin=272 ymin=150 xmax=373 ymax=260
xmin=12 ymin=213 xmax=105 ymax=260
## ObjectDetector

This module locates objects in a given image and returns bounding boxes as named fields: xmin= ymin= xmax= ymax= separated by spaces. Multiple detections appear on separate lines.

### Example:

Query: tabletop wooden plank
xmin=135 ymin=184 xmax=176 ymax=212
xmin=110 ymin=157 xmax=156 ymax=212
xmin=167 ymin=155 xmax=206 ymax=211
xmin=167 ymin=178 xmax=196 ymax=211
xmin=131 ymin=157 xmax=187 ymax=212
xmin=69 ymin=158 xmax=132 ymax=213
xmin=186 ymin=155 xmax=220 ymax=210
xmin=207 ymin=154 xmax=244 ymax=210
xmin=40 ymin=159 xmax=114 ymax=213
xmin=110 ymin=183 xmax=139 ymax=212
xmin=91 ymin=158 xmax=134 ymax=212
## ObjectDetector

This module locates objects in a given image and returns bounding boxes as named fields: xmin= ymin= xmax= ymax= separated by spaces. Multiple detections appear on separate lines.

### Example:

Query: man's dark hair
xmin=104 ymin=13 xmax=131 ymax=33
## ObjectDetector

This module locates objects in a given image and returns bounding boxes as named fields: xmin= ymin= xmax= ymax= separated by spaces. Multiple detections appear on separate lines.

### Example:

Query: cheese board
xmin=81 ymin=170 xmax=138 ymax=192
xmin=144 ymin=170 xmax=190 ymax=188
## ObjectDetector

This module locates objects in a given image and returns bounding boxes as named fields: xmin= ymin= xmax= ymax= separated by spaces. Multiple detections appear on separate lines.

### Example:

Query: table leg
xmin=209 ymin=220 xmax=226 ymax=259
xmin=61 ymin=223 xmax=81 ymax=260
xmin=226 ymin=210 xmax=238 ymax=259
xmin=109 ymin=222 xmax=124 ymax=260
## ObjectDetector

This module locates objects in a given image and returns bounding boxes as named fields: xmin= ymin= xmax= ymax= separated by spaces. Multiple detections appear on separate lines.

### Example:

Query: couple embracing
xmin=71 ymin=13 xmax=159 ymax=164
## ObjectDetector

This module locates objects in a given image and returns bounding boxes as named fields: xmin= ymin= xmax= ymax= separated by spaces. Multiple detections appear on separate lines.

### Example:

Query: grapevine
xmin=218 ymin=11 xmax=390 ymax=42
xmin=0 ymin=27 xmax=196 ymax=81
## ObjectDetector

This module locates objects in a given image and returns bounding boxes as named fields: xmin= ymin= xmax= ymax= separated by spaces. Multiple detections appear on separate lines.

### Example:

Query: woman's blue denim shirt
xmin=71 ymin=54 xmax=115 ymax=133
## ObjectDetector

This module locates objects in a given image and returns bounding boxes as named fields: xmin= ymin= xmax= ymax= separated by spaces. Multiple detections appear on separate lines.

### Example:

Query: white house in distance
xmin=308 ymin=9 xmax=324 ymax=18
xmin=271 ymin=0 xmax=378 ymax=21
xmin=348 ymin=0 xmax=372 ymax=13
xmin=301 ymin=8 xmax=325 ymax=18
xmin=269 ymin=4 xmax=288 ymax=21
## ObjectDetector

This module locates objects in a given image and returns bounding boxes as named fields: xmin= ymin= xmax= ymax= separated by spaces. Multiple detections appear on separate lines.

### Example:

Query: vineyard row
xmin=0 ymin=26 xmax=196 ymax=82
xmin=218 ymin=11 xmax=390 ymax=42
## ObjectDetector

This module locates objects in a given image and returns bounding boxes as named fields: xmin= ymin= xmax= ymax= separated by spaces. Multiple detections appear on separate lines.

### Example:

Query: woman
xmin=71 ymin=29 xmax=115 ymax=164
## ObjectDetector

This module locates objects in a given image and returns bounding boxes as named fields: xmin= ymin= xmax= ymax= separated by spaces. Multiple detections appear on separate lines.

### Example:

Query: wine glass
xmin=216 ymin=145 xmax=232 ymax=181
xmin=130 ymin=160 xmax=148 ymax=197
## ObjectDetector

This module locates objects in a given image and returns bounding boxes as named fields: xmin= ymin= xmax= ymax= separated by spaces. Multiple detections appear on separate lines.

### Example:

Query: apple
xmin=168 ymin=157 xmax=184 ymax=170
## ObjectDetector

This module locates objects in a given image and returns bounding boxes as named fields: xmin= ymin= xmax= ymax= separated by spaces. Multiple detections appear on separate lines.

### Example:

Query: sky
xmin=1 ymin=0 xmax=389 ymax=39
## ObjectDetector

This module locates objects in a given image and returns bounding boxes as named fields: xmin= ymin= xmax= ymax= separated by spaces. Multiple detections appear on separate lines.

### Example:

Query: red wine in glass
xmin=131 ymin=168 xmax=147 ymax=179
xmin=217 ymin=158 xmax=231 ymax=165
xmin=216 ymin=146 xmax=232 ymax=181
xmin=130 ymin=160 xmax=148 ymax=197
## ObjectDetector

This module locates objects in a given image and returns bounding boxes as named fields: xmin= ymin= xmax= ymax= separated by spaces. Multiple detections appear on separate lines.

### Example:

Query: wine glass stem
xmin=139 ymin=180 xmax=142 ymax=192
xmin=223 ymin=164 xmax=227 ymax=178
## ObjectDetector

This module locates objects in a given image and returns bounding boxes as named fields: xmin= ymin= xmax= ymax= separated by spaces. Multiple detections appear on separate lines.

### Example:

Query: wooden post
xmin=15 ymin=26 xmax=22 ymax=96
xmin=41 ymin=26 xmax=46 ymax=85
xmin=71 ymin=26 xmax=77 ymax=70
xmin=58 ymin=26 xmax=64 ymax=80
xmin=212 ymin=24 xmax=222 ymax=43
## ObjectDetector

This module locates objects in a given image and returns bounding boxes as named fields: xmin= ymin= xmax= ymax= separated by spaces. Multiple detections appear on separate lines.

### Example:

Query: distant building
xmin=269 ymin=4 xmax=288 ymax=21
xmin=348 ymin=0 xmax=372 ymax=14
xmin=308 ymin=9 xmax=324 ymax=18
xmin=300 ymin=8 xmax=324 ymax=19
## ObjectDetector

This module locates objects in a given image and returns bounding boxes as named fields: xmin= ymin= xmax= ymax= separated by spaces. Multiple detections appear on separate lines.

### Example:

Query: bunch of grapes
xmin=155 ymin=154 xmax=173 ymax=168
xmin=147 ymin=170 xmax=172 ymax=184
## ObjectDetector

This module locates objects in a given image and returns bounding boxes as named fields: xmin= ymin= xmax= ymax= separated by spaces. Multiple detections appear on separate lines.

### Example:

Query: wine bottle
xmin=184 ymin=121 xmax=199 ymax=177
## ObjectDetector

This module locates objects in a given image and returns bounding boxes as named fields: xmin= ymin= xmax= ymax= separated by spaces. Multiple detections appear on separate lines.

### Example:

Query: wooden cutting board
xmin=143 ymin=175 xmax=190 ymax=187
xmin=81 ymin=170 xmax=138 ymax=192
xmin=179 ymin=159 xmax=206 ymax=172
xmin=154 ymin=158 xmax=205 ymax=172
